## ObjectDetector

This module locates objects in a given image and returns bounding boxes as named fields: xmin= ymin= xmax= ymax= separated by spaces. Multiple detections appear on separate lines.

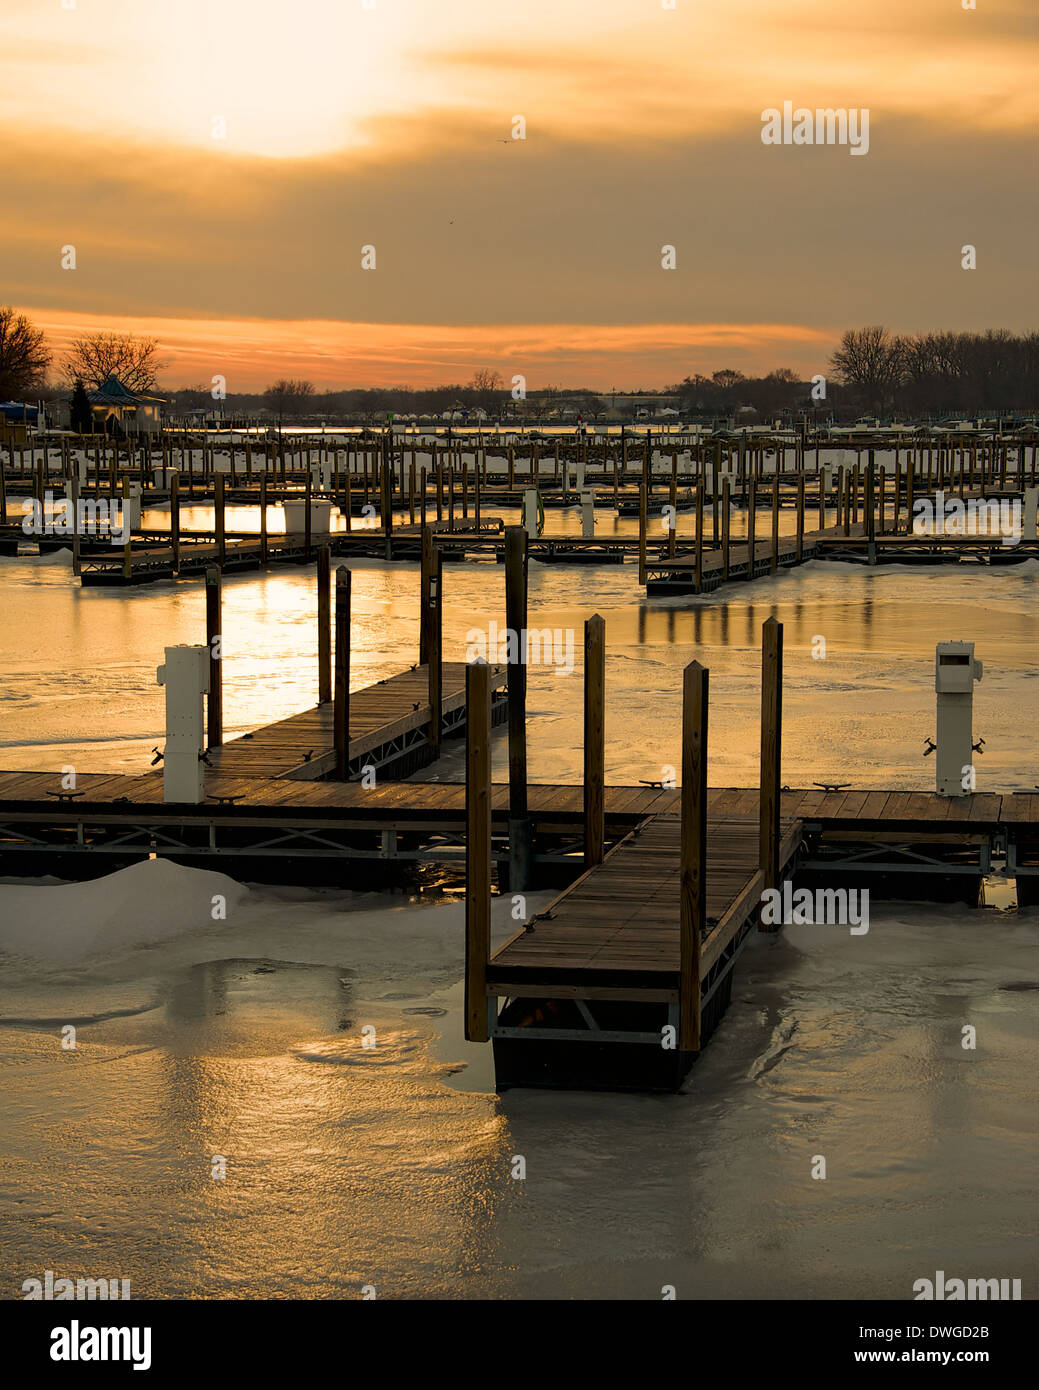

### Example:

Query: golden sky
xmin=2 ymin=0 xmax=1037 ymax=389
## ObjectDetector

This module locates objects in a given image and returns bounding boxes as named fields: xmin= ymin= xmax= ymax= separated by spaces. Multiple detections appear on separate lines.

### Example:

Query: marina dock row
xmin=4 ymin=441 xmax=1039 ymax=585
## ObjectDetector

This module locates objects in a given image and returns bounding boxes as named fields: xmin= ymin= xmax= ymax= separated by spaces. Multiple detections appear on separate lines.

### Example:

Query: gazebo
xmin=88 ymin=376 xmax=165 ymax=433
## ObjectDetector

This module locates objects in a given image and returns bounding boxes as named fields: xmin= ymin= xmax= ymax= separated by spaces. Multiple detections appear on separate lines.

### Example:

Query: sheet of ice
xmin=0 ymin=859 xmax=1035 ymax=1299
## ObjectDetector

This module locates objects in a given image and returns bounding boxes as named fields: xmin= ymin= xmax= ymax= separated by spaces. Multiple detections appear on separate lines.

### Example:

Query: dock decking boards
xmin=0 ymin=777 xmax=1031 ymax=825
xmin=204 ymin=662 xmax=507 ymax=780
xmin=487 ymin=813 xmax=800 ymax=990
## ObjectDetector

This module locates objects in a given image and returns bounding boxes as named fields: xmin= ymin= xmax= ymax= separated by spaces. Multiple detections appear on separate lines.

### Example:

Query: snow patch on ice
xmin=0 ymin=858 xmax=249 ymax=963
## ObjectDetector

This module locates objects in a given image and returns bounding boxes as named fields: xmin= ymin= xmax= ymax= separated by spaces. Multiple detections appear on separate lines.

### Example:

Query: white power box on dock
xmin=581 ymin=489 xmax=595 ymax=537
xmin=934 ymin=640 xmax=983 ymax=796
xmin=156 ymin=644 xmax=211 ymax=803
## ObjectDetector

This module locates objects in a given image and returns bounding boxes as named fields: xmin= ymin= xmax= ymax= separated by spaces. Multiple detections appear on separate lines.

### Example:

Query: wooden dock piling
xmin=317 ymin=546 xmax=331 ymax=704
xmin=170 ymin=471 xmax=181 ymax=574
xmin=758 ymin=616 xmax=783 ymax=920
xmin=505 ymin=526 xmax=531 ymax=888
xmin=334 ymin=566 xmax=351 ymax=779
xmin=583 ymin=613 xmax=605 ymax=868
xmin=426 ymin=542 xmax=443 ymax=759
xmin=679 ymin=660 xmax=708 ymax=1050
xmin=215 ymin=474 xmax=227 ymax=568
xmin=464 ymin=658 xmax=492 ymax=1043
xmin=205 ymin=565 xmax=223 ymax=748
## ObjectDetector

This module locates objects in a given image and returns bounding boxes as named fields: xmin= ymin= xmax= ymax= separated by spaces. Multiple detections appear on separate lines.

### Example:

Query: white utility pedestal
xmin=283 ymin=498 xmax=332 ymax=535
xmin=156 ymin=645 xmax=210 ymax=804
xmin=581 ymin=489 xmax=595 ymax=537
xmin=120 ymin=484 xmax=142 ymax=531
xmin=935 ymin=640 xmax=983 ymax=796
xmin=523 ymin=489 xmax=539 ymax=538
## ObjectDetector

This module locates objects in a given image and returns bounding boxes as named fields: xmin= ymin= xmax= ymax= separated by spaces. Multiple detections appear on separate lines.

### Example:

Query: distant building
xmin=0 ymin=400 xmax=38 ymax=424
xmin=88 ymin=376 xmax=166 ymax=433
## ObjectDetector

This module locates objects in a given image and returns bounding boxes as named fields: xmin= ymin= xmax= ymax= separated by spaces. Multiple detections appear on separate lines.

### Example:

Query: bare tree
xmin=829 ymin=327 xmax=906 ymax=411
xmin=263 ymin=379 xmax=316 ymax=417
xmin=711 ymin=369 xmax=746 ymax=391
xmin=63 ymin=331 xmax=165 ymax=393
xmin=0 ymin=306 xmax=50 ymax=399
xmin=468 ymin=368 xmax=503 ymax=393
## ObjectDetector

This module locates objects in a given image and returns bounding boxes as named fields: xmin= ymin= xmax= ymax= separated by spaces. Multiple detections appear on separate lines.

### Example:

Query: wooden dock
xmin=646 ymin=526 xmax=1039 ymax=595
xmin=207 ymin=662 xmax=507 ymax=781
xmin=487 ymin=810 xmax=801 ymax=1090
xmin=488 ymin=811 xmax=801 ymax=990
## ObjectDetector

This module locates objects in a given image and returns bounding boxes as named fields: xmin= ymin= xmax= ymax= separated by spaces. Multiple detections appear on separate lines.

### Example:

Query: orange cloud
xmin=24 ymin=308 xmax=835 ymax=391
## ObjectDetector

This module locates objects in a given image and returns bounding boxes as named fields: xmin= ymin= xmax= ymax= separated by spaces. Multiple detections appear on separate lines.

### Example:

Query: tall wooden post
xmin=505 ymin=526 xmax=531 ymax=889
xmin=770 ymin=471 xmax=779 ymax=571
xmin=317 ymin=546 xmax=331 ymax=704
xmin=668 ymin=459 xmax=678 ymax=559
xmin=121 ymin=477 xmax=132 ymax=581
xmin=304 ymin=459 xmax=313 ymax=562
xmin=420 ymin=527 xmax=434 ymax=664
xmin=426 ymin=542 xmax=443 ymax=758
xmin=679 ymin=660 xmax=707 ymax=1051
xmin=842 ymin=468 xmax=851 ymax=537
xmin=205 ymin=565 xmax=223 ymax=748
xmin=722 ymin=476 xmax=731 ymax=580
xmin=170 ymin=470 xmax=181 ymax=574
xmin=758 ymin=617 xmax=783 ymax=922
xmin=215 ymin=472 xmax=226 ymax=568
xmin=464 ymin=658 xmax=492 ymax=1043
xmin=70 ymin=472 xmax=81 ymax=576
xmin=381 ymin=440 xmax=393 ymax=560
xmin=638 ymin=482 xmax=648 ymax=584
xmin=259 ymin=471 xmax=268 ymax=564
xmin=747 ymin=479 xmax=757 ymax=578
xmin=795 ymin=470 xmax=805 ymax=561
xmin=583 ymin=614 xmax=605 ymax=868
xmin=334 ymin=566 xmax=351 ymax=779
xmin=694 ymin=481 xmax=704 ymax=589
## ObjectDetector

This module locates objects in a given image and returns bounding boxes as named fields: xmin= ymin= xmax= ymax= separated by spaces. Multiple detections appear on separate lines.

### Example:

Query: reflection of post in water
xmin=861 ymin=594 xmax=874 ymax=646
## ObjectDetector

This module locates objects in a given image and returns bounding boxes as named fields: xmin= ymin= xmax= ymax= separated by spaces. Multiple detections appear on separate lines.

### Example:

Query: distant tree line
xmin=669 ymin=368 xmax=812 ymax=418
xmin=167 ymin=372 xmax=605 ymax=423
xmin=828 ymin=327 xmax=1039 ymax=416
xmin=4 ymin=306 xmax=1039 ymax=421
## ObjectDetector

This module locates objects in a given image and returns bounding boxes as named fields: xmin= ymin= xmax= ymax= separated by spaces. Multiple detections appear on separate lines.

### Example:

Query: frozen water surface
xmin=1 ymin=552 xmax=1037 ymax=1298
